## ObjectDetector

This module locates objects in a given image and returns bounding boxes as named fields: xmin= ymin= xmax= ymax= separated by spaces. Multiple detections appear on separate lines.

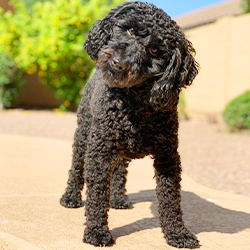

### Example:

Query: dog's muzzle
xmin=111 ymin=58 xmax=124 ymax=71
xmin=97 ymin=47 xmax=146 ymax=88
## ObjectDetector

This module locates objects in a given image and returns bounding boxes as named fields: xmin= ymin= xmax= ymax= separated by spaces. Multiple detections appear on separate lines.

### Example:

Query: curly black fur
xmin=60 ymin=1 xmax=199 ymax=248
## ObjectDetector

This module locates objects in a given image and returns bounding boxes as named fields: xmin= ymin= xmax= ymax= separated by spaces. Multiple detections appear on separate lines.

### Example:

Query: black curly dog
xmin=60 ymin=1 xmax=199 ymax=248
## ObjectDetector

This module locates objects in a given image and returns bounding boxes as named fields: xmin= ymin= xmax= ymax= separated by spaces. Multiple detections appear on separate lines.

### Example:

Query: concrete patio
xmin=0 ymin=110 xmax=250 ymax=250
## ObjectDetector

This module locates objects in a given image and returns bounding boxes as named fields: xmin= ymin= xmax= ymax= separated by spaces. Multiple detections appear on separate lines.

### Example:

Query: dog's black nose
xmin=111 ymin=58 xmax=124 ymax=71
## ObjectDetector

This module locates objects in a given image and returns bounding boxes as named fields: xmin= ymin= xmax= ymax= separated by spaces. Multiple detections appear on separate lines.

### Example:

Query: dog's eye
xmin=127 ymin=28 xmax=135 ymax=35
xmin=148 ymin=48 xmax=158 ymax=55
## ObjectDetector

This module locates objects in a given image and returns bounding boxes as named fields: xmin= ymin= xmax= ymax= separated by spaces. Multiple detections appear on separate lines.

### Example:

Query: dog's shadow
xmin=111 ymin=190 xmax=250 ymax=239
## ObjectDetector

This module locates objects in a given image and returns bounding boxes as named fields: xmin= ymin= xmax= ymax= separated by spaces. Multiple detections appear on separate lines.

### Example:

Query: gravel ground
xmin=1 ymin=109 xmax=249 ymax=197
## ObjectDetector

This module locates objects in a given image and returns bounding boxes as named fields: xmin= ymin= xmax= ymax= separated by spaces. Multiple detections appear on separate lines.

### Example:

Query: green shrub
xmin=240 ymin=0 xmax=250 ymax=14
xmin=21 ymin=0 xmax=52 ymax=9
xmin=178 ymin=91 xmax=188 ymax=119
xmin=0 ymin=51 xmax=24 ymax=108
xmin=0 ymin=0 xmax=125 ymax=110
xmin=223 ymin=90 xmax=250 ymax=131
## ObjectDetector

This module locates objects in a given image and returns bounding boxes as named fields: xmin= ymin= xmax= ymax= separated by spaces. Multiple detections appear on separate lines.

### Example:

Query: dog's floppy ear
xmin=84 ymin=16 xmax=113 ymax=61
xmin=84 ymin=2 xmax=136 ymax=61
xmin=178 ymin=40 xmax=199 ymax=88
xmin=150 ymin=39 xmax=199 ymax=111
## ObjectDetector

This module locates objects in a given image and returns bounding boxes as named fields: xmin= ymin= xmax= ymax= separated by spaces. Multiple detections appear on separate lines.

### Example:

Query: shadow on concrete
xmin=111 ymin=190 xmax=250 ymax=239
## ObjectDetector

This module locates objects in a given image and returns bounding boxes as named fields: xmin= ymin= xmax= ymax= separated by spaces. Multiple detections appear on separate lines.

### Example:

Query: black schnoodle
xmin=61 ymin=1 xmax=199 ymax=248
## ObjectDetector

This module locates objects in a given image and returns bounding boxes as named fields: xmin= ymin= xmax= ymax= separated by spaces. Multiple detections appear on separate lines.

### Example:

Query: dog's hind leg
xmin=110 ymin=158 xmax=132 ymax=209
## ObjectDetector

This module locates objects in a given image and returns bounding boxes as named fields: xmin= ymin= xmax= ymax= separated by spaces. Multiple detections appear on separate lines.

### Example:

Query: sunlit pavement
xmin=1 ymin=133 xmax=250 ymax=250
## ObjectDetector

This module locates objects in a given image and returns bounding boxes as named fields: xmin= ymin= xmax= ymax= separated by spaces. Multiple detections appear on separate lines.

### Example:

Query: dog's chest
xmin=101 ymin=87 xmax=175 ymax=158
xmin=105 ymin=102 xmax=159 ymax=158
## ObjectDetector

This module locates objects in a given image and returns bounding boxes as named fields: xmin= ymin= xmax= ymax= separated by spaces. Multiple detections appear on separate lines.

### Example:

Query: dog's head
xmin=85 ymin=1 xmax=199 ymax=110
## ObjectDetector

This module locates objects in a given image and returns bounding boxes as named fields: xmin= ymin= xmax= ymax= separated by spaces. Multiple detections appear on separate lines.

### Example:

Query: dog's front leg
xmin=154 ymin=150 xmax=200 ymax=249
xmin=83 ymin=125 xmax=116 ymax=247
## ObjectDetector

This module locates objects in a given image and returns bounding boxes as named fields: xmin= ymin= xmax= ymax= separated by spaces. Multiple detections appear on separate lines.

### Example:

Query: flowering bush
xmin=0 ymin=0 xmax=125 ymax=110
xmin=0 ymin=51 xmax=24 ymax=108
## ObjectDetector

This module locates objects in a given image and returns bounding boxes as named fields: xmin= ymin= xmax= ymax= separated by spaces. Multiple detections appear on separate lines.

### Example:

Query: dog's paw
xmin=60 ymin=193 xmax=84 ymax=208
xmin=84 ymin=227 xmax=114 ymax=247
xmin=110 ymin=196 xmax=132 ymax=209
xmin=167 ymin=231 xmax=200 ymax=249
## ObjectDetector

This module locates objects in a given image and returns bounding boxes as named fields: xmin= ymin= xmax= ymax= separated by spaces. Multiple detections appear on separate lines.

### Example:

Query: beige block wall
xmin=183 ymin=13 xmax=250 ymax=119
xmin=227 ymin=14 xmax=250 ymax=100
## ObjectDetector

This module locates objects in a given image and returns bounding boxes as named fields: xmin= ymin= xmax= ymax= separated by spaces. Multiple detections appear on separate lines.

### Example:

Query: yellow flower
xmin=53 ymin=108 xmax=64 ymax=116
xmin=86 ymin=17 xmax=91 ymax=24
xmin=38 ymin=71 xmax=45 ymax=77
xmin=27 ymin=64 xmax=37 ymax=75
xmin=27 ymin=69 xmax=36 ymax=75
xmin=79 ymin=72 xmax=85 ymax=78
xmin=64 ymin=100 xmax=71 ymax=107
xmin=0 ymin=37 xmax=8 ymax=44
xmin=75 ymin=20 xmax=81 ymax=26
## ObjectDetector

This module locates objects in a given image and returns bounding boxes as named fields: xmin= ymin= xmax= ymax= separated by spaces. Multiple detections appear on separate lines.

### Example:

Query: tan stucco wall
xmin=0 ymin=0 xmax=13 ymax=12
xmin=183 ymin=13 xmax=250 ymax=119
